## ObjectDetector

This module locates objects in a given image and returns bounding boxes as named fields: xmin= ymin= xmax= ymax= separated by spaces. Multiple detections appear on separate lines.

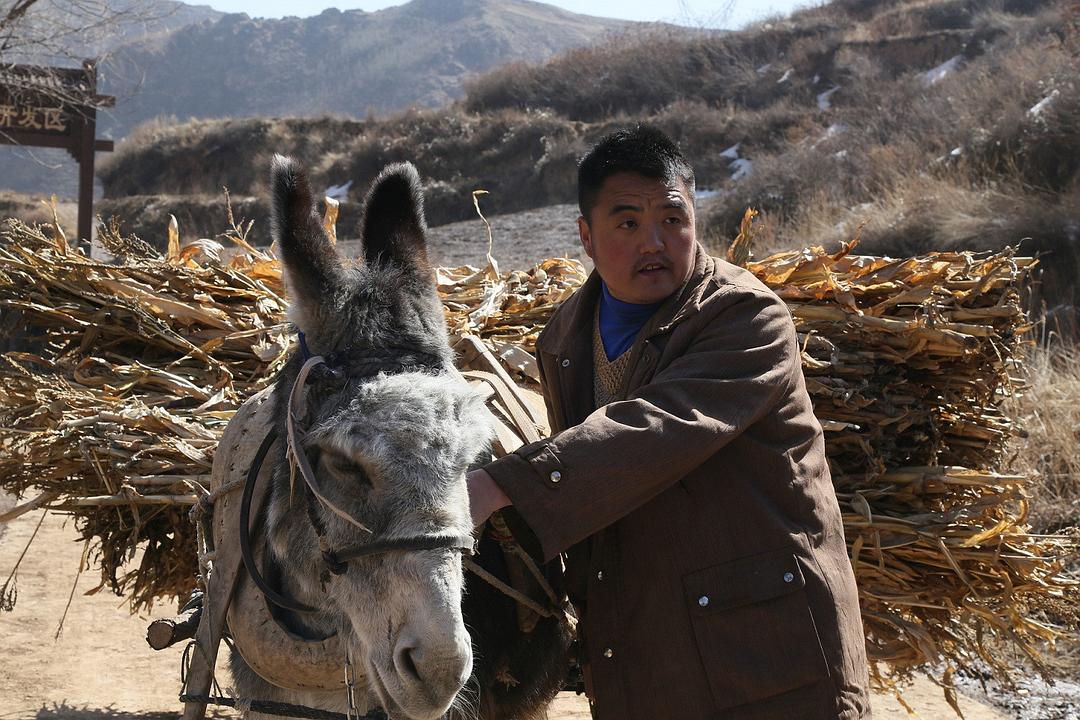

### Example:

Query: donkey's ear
xmin=359 ymin=162 xmax=430 ymax=272
xmin=271 ymin=155 xmax=343 ymax=329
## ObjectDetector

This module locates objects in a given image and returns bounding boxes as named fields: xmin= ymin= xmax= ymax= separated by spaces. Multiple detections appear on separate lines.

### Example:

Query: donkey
xmin=228 ymin=156 xmax=571 ymax=720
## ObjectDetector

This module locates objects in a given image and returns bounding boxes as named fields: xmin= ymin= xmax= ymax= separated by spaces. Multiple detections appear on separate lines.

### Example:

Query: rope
xmin=1 ymin=509 xmax=48 ymax=611
xmin=187 ymin=464 xmax=244 ymax=586
xmin=462 ymin=557 xmax=559 ymax=620
xmin=488 ymin=513 xmax=562 ymax=609
xmin=179 ymin=693 xmax=388 ymax=720
xmin=206 ymin=476 xmax=245 ymax=504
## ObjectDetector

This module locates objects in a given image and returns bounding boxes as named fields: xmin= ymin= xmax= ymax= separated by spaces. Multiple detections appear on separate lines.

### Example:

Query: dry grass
xmin=1004 ymin=336 xmax=1080 ymax=682
xmin=461 ymin=25 xmax=820 ymax=121
xmin=1007 ymin=339 xmax=1080 ymax=533
xmin=0 ymin=192 xmax=75 ymax=236
xmin=99 ymin=109 xmax=595 ymax=228
xmin=702 ymin=5 xmax=1080 ymax=310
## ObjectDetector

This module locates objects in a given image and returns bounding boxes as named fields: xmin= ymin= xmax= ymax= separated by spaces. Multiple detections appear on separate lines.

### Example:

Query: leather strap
xmin=461 ymin=369 xmax=542 ymax=445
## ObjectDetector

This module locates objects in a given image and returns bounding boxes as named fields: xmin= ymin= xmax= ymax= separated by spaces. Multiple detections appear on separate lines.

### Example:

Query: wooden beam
xmin=0 ymin=490 xmax=60 ymax=523
xmin=146 ymin=599 xmax=202 ymax=650
xmin=0 ymin=132 xmax=76 ymax=150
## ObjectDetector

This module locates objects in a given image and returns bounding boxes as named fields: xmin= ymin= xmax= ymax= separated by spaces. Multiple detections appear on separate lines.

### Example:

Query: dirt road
xmin=0 ymin=499 xmax=1010 ymax=719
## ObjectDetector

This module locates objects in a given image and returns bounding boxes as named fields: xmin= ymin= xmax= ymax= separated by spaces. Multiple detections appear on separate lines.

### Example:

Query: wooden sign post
xmin=0 ymin=60 xmax=115 ymax=247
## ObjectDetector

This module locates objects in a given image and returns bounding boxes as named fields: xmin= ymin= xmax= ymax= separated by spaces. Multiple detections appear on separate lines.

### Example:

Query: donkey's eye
xmin=323 ymin=454 xmax=373 ymax=488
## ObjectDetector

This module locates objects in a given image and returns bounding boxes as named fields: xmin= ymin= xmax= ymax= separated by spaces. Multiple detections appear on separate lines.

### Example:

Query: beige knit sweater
xmin=592 ymin=307 xmax=633 ymax=408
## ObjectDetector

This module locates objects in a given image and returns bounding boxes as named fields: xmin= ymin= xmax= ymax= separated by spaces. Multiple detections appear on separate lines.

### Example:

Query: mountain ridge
xmin=0 ymin=0 xmax=633 ymax=195
xmin=99 ymin=0 xmax=634 ymax=133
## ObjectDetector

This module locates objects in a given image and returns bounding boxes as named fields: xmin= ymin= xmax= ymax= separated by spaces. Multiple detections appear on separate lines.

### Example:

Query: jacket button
xmin=561 ymin=358 xmax=571 ymax=367
xmin=549 ymin=470 xmax=562 ymax=483
xmin=603 ymin=647 xmax=614 ymax=659
xmin=596 ymin=571 xmax=603 ymax=581
xmin=698 ymin=595 xmax=709 ymax=607
xmin=783 ymin=572 xmax=795 ymax=583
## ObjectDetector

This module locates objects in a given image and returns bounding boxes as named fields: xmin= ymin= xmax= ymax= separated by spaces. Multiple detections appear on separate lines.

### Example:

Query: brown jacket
xmin=485 ymin=246 xmax=871 ymax=719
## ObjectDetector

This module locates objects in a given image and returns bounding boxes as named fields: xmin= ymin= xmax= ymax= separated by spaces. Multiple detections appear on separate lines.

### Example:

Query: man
xmin=468 ymin=125 xmax=871 ymax=719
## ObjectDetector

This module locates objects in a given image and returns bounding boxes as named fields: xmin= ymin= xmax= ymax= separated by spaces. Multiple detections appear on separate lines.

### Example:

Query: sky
xmin=201 ymin=0 xmax=817 ymax=30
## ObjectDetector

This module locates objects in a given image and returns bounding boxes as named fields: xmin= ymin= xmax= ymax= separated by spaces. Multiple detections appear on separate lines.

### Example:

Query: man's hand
xmin=467 ymin=468 xmax=512 ymax=529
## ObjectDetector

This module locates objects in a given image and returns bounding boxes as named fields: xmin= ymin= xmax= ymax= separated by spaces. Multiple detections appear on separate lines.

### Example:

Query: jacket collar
xmin=541 ymin=243 xmax=714 ymax=356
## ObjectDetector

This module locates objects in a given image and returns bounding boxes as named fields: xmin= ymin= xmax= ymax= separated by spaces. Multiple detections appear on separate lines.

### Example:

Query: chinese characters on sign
xmin=0 ymin=60 xmax=115 ymax=246
xmin=0 ymin=104 xmax=68 ymax=132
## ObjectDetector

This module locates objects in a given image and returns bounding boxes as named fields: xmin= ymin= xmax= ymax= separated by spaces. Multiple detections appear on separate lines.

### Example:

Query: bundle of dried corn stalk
xmin=0 ymin=216 xmax=1075 ymax=689
xmin=747 ymin=243 xmax=1079 ymax=688
xmin=0 ymin=218 xmax=580 ymax=609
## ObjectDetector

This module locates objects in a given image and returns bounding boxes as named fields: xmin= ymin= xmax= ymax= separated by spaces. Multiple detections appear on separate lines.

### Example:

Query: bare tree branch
xmin=0 ymin=0 xmax=41 ymax=36
xmin=0 ymin=0 xmax=173 ymax=116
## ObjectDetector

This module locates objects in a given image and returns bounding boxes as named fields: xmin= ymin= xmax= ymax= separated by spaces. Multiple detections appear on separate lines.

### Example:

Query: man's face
xmin=578 ymin=172 xmax=696 ymax=304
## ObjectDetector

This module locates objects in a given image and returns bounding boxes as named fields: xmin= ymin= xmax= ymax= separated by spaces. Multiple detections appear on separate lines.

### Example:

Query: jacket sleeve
xmin=484 ymin=286 xmax=800 ymax=562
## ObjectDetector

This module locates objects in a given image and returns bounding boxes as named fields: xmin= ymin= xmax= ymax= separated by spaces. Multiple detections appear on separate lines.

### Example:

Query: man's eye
xmin=665 ymin=216 xmax=684 ymax=224
xmin=618 ymin=219 xmax=637 ymax=229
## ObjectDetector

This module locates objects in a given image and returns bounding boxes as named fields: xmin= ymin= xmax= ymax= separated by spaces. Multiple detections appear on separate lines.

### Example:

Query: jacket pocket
xmin=682 ymin=547 xmax=830 ymax=711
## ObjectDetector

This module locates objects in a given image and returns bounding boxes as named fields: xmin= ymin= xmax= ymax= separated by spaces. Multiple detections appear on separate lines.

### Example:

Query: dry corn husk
xmin=0 ymin=216 xmax=1076 ymax=690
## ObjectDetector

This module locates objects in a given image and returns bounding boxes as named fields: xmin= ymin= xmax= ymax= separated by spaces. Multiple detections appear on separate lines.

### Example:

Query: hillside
xmin=104 ymin=0 xmax=629 ymax=129
xmin=95 ymin=0 xmax=1079 ymax=314
xmin=0 ymin=0 xmax=629 ymax=195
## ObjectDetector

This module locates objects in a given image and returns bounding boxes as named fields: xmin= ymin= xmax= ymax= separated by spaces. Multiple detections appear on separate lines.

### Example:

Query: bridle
xmin=239 ymin=339 xmax=476 ymax=614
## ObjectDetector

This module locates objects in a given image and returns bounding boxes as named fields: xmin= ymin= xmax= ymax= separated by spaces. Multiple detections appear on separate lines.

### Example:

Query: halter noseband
xmin=239 ymin=339 xmax=476 ymax=614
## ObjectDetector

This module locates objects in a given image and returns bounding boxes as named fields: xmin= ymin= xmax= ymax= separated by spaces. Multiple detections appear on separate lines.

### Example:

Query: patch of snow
xmin=777 ymin=69 xmax=793 ymax=84
xmin=717 ymin=143 xmax=751 ymax=182
xmin=756 ymin=62 xmax=772 ymax=74
xmin=696 ymin=188 xmax=723 ymax=201
xmin=729 ymin=158 xmax=753 ymax=182
xmin=813 ymin=73 xmax=821 ymax=85
xmin=918 ymin=55 xmax=963 ymax=86
xmin=1067 ymin=219 xmax=1079 ymax=244
xmin=324 ymin=179 xmax=354 ymax=201
xmin=833 ymin=149 xmax=848 ymax=159
xmin=811 ymin=123 xmax=849 ymax=149
xmin=933 ymin=146 xmax=963 ymax=164
xmin=1029 ymin=89 xmax=1061 ymax=117
xmin=817 ymin=85 xmax=841 ymax=111
xmin=824 ymin=123 xmax=848 ymax=140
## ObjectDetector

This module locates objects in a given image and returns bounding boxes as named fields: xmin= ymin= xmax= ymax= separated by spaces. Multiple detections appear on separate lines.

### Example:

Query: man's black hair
xmin=578 ymin=124 xmax=695 ymax=224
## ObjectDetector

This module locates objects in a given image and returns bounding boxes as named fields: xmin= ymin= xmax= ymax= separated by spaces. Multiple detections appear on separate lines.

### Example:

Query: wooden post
xmin=76 ymin=116 xmax=97 ymax=251
xmin=77 ymin=61 xmax=98 ymax=251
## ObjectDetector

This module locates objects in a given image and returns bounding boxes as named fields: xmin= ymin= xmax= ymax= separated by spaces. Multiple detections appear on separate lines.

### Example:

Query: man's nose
xmin=641 ymin=224 xmax=665 ymax=252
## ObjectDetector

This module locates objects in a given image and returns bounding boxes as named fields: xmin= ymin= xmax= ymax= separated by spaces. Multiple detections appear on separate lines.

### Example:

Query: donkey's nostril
xmin=394 ymin=644 xmax=423 ymax=683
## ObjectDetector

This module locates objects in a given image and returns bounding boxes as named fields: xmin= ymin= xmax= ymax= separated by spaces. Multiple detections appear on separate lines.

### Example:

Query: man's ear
xmin=578 ymin=215 xmax=594 ymax=260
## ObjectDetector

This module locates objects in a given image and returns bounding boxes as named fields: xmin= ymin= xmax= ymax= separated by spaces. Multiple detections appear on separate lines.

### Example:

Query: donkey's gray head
xmin=269 ymin=156 xmax=492 ymax=719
